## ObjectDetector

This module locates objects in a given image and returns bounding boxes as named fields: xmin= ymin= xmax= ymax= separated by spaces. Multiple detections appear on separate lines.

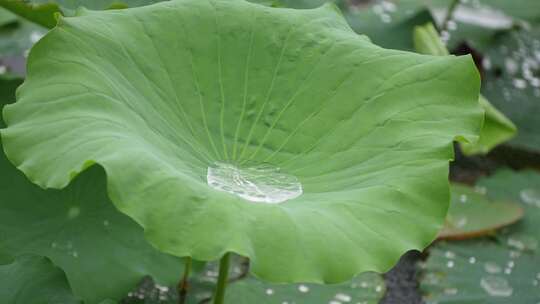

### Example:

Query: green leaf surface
xmin=481 ymin=27 xmax=540 ymax=153
xmin=420 ymin=240 xmax=540 ymax=304
xmin=413 ymin=22 xmax=516 ymax=155
xmin=421 ymin=169 xmax=540 ymax=304
xmin=0 ymin=254 xmax=81 ymax=304
xmin=478 ymin=169 xmax=540 ymax=253
xmin=0 ymin=103 xmax=184 ymax=304
xmin=226 ymin=272 xmax=385 ymax=304
xmin=0 ymin=6 xmax=16 ymax=26
xmin=1 ymin=0 xmax=483 ymax=283
xmin=120 ymin=257 xmax=386 ymax=304
xmin=439 ymin=184 xmax=523 ymax=240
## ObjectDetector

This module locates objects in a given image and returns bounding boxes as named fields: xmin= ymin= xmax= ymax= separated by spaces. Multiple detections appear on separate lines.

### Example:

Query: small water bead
xmin=265 ymin=288 xmax=274 ymax=295
xmin=446 ymin=260 xmax=455 ymax=268
xmin=67 ymin=206 xmax=81 ymax=219
xmin=207 ymin=162 xmax=302 ymax=204
xmin=469 ymin=257 xmax=477 ymax=264
xmin=459 ymin=194 xmax=468 ymax=203
xmin=520 ymin=188 xmax=540 ymax=207
xmin=444 ymin=287 xmax=458 ymax=295
xmin=480 ymin=276 xmax=513 ymax=297
xmin=484 ymin=261 xmax=502 ymax=274
xmin=507 ymin=235 xmax=539 ymax=251
xmin=298 ymin=284 xmax=309 ymax=293
xmin=334 ymin=293 xmax=352 ymax=302
xmin=513 ymin=78 xmax=527 ymax=89
xmin=445 ymin=251 xmax=456 ymax=259
xmin=375 ymin=285 xmax=383 ymax=293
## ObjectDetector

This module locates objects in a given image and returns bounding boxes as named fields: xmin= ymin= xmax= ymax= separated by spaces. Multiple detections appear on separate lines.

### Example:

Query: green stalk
xmin=442 ymin=0 xmax=460 ymax=32
xmin=212 ymin=253 xmax=231 ymax=304
xmin=178 ymin=257 xmax=192 ymax=304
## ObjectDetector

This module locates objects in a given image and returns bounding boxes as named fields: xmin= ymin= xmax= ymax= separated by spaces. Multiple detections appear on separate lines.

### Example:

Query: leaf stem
xmin=178 ymin=257 xmax=192 ymax=304
xmin=442 ymin=0 xmax=460 ymax=32
xmin=212 ymin=253 xmax=231 ymax=304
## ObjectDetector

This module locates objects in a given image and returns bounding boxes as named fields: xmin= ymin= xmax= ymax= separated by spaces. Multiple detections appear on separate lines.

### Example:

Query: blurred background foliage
xmin=0 ymin=0 xmax=539 ymax=303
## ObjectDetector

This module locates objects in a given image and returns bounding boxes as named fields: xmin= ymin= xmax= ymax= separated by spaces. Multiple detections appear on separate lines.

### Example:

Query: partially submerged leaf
xmin=414 ymin=22 xmax=517 ymax=155
xmin=226 ymin=272 xmax=386 ymax=304
xmin=481 ymin=27 xmax=540 ymax=153
xmin=439 ymin=184 xmax=523 ymax=240
xmin=0 ymin=254 xmax=81 ymax=304
xmin=420 ymin=240 xmax=540 ymax=304
xmin=478 ymin=169 xmax=540 ymax=253
xmin=1 ymin=0 xmax=483 ymax=283
xmin=0 ymin=100 xmax=184 ymax=304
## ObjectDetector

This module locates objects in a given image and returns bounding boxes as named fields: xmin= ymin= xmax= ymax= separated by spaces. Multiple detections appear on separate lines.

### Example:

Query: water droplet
xmin=0 ymin=65 xmax=6 ymax=75
xmin=507 ymin=235 xmax=538 ymax=251
xmin=265 ymin=288 xmax=274 ymax=295
xmin=520 ymin=188 xmax=540 ymax=207
xmin=375 ymin=285 xmax=383 ymax=293
xmin=334 ymin=293 xmax=351 ymax=302
xmin=484 ymin=261 xmax=502 ymax=274
xmin=513 ymin=78 xmax=527 ymax=89
xmin=103 ymin=220 xmax=110 ymax=227
xmin=447 ymin=20 xmax=458 ymax=31
xmin=29 ymin=31 xmax=43 ymax=44
xmin=298 ymin=284 xmax=309 ymax=293
xmin=72 ymin=251 xmax=78 ymax=258
xmin=455 ymin=216 xmax=467 ymax=228
xmin=51 ymin=242 xmax=57 ymax=248
xmin=444 ymin=287 xmax=458 ymax=295
xmin=469 ymin=257 xmax=477 ymax=264
xmin=67 ymin=206 xmax=80 ymax=219
xmin=445 ymin=251 xmax=456 ymax=259
xmin=459 ymin=194 xmax=468 ymax=203
xmin=447 ymin=260 xmax=455 ymax=268
xmin=380 ymin=14 xmax=392 ymax=23
xmin=329 ymin=301 xmax=341 ymax=304
xmin=207 ymin=162 xmax=302 ymax=204
xmin=480 ymin=276 xmax=513 ymax=297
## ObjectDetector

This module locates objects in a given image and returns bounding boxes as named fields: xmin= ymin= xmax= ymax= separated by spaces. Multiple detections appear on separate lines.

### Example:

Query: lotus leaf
xmin=1 ymin=0 xmax=483 ymax=283
xmin=0 ymin=254 xmax=81 ymax=304
xmin=0 ymin=97 xmax=185 ymax=303
xmin=439 ymin=184 xmax=523 ymax=240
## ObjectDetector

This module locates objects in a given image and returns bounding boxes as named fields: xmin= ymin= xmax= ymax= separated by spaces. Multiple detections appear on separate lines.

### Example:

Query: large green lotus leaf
xmin=0 ymin=105 xmax=184 ymax=304
xmin=439 ymin=184 xmax=523 ymax=240
xmin=420 ymin=240 xmax=540 ymax=304
xmin=1 ymin=0 xmax=483 ymax=283
xmin=481 ymin=27 xmax=540 ymax=152
xmin=413 ymin=23 xmax=517 ymax=155
xmin=0 ymin=254 xmax=81 ymax=304
xmin=344 ymin=1 xmax=434 ymax=51
xmin=478 ymin=169 xmax=540 ymax=253
xmin=0 ymin=0 xmax=162 ymax=28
